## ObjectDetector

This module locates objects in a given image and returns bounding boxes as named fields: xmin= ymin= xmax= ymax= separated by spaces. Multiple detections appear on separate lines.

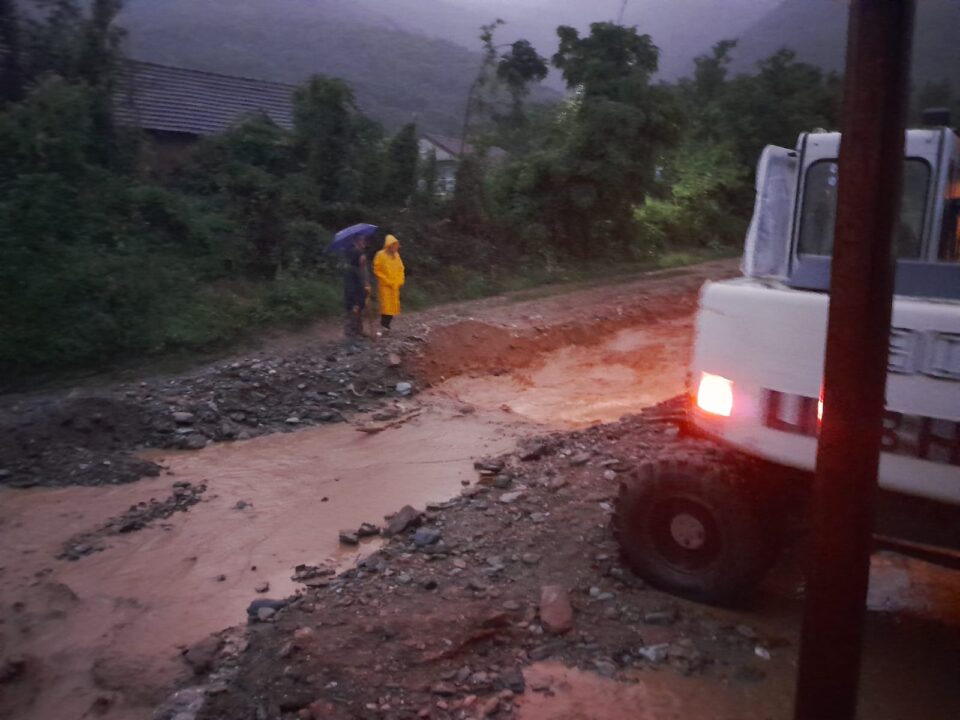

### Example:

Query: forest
xmin=0 ymin=0 xmax=914 ymax=380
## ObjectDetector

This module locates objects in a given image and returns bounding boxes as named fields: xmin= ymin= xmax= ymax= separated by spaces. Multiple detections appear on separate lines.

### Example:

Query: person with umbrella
xmin=372 ymin=234 xmax=405 ymax=336
xmin=330 ymin=224 xmax=376 ymax=337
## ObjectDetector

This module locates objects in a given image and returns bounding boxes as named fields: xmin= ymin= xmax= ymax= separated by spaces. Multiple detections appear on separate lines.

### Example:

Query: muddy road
xmin=1 ymin=259 xmax=957 ymax=720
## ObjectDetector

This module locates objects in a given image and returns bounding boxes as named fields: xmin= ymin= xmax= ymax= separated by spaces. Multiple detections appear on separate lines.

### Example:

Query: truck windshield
xmin=797 ymin=159 xmax=931 ymax=259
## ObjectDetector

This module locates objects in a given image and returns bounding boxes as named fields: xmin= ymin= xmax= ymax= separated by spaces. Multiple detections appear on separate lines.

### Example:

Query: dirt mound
xmin=411 ymin=287 xmax=702 ymax=386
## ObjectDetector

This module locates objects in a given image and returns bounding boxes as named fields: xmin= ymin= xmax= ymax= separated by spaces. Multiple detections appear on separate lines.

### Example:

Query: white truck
xmin=614 ymin=116 xmax=960 ymax=604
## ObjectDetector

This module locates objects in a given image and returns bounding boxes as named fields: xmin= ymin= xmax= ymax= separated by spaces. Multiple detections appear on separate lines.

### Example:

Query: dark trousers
xmin=380 ymin=314 xmax=394 ymax=329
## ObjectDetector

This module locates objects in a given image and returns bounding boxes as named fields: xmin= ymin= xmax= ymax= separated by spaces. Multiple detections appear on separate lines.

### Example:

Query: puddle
xmin=0 ymin=402 xmax=528 ymax=720
xmin=439 ymin=319 xmax=691 ymax=427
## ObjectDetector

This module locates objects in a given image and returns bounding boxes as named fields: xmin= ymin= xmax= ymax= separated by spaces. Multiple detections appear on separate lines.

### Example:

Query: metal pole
xmin=793 ymin=2 xmax=915 ymax=719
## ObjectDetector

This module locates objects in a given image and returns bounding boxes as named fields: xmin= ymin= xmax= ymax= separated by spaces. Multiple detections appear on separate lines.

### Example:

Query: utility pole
xmin=793 ymin=1 xmax=915 ymax=719
xmin=617 ymin=0 xmax=629 ymax=24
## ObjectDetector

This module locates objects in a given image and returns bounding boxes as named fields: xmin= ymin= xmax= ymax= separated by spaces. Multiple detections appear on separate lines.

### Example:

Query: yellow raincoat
xmin=373 ymin=235 xmax=405 ymax=316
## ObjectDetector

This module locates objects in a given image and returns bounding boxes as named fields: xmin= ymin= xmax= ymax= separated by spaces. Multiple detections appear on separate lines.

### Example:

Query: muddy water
xmin=0 ymin=402 xmax=528 ymax=720
xmin=439 ymin=319 xmax=690 ymax=427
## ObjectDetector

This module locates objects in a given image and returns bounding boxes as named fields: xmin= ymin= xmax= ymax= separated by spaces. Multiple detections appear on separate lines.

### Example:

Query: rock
xmin=502 ymin=600 xmax=522 ymax=611
xmin=357 ymin=522 xmax=381 ymax=538
xmin=339 ymin=531 xmax=359 ymax=546
xmin=478 ymin=696 xmax=500 ymax=717
xmin=539 ymin=585 xmax=573 ymax=634
xmin=173 ymin=412 xmax=195 ymax=425
xmin=497 ymin=669 xmax=526 ymax=694
xmin=395 ymin=382 xmax=414 ymax=396
xmin=234 ymin=500 xmax=251 ymax=510
xmin=180 ymin=434 xmax=208 ymax=450
xmin=498 ymin=491 xmax=525 ymax=504
xmin=431 ymin=681 xmax=457 ymax=696
xmin=643 ymin=608 xmax=678 ymax=626
xmin=254 ymin=581 xmax=270 ymax=593
xmin=492 ymin=474 xmax=513 ymax=489
xmin=521 ymin=553 xmax=540 ymax=565
xmin=247 ymin=598 xmax=287 ymax=623
xmin=568 ymin=451 xmax=592 ymax=466
xmin=387 ymin=353 xmax=403 ymax=367
xmin=183 ymin=636 xmax=221 ymax=674
xmin=413 ymin=527 xmax=442 ymax=547
xmin=602 ymin=469 xmax=617 ymax=481
xmin=547 ymin=476 xmax=568 ymax=491
xmin=736 ymin=624 xmax=758 ymax=639
xmin=285 ymin=417 xmax=301 ymax=425
xmin=593 ymin=660 xmax=617 ymax=678
xmin=519 ymin=439 xmax=553 ymax=461
xmin=635 ymin=644 xmax=669 ymax=663
xmin=293 ymin=627 xmax=315 ymax=640
xmin=384 ymin=505 xmax=422 ymax=536
xmin=474 ymin=459 xmax=505 ymax=474
xmin=257 ymin=607 xmax=276 ymax=622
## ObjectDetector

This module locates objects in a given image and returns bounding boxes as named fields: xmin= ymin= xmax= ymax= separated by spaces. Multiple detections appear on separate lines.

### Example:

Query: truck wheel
xmin=612 ymin=459 xmax=781 ymax=605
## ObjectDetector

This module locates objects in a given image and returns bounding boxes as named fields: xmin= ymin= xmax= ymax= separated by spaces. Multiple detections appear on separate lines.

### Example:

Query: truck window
xmin=797 ymin=159 xmax=931 ymax=259
xmin=939 ymin=159 xmax=959 ymax=262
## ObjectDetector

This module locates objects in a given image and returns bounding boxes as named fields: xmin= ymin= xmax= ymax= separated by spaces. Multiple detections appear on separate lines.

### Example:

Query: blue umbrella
xmin=328 ymin=223 xmax=378 ymax=253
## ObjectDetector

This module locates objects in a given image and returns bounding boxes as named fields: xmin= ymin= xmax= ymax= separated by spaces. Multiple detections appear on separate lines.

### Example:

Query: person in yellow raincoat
xmin=372 ymin=234 xmax=405 ymax=336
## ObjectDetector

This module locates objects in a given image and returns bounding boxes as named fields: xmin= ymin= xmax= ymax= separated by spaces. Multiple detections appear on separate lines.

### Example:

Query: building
xmin=419 ymin=134 xmax=508 ymax=196
xmin=115 ymin=60 xmax=298 ymax=171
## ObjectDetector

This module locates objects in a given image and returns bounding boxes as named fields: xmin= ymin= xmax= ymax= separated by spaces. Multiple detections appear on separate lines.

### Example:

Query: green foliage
xmin=497 ymin=40 xmax=549 ymax=114
xmin=494 ymin=23 xmax=682 ymax=257
xmin=383 ymin=123 xmax=419 ymax=206
xmin=553 ymin=22 xmax=660 ymax=100
xmin=716 ymin=49 xmax=840 ymax=169
xmin=294 ymin=75 xmax=362 ymax=203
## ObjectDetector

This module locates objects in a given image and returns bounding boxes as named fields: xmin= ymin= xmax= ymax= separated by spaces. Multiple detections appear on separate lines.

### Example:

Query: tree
xmin=383 ymin=123 xmax=419 ymax=206
xmin=497 ymin=40 xmax=548 ymax=115
xmin=293 ymin=75 xmax=360 ymax=203
xmin=498 ymin=22 xmax=682 ymax=255
xmin=451 ymin=154 xmax=487 ymax=231
xmin=552 ymin=22 xmax=659 ymax=100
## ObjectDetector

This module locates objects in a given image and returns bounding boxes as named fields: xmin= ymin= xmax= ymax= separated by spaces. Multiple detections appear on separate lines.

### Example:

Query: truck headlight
xmin=696 ymin=372 xmax=734 ymax=417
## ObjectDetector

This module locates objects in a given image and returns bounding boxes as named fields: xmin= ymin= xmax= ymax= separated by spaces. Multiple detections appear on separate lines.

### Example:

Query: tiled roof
xmin=115 ymin=60 xmax=297 ymax=136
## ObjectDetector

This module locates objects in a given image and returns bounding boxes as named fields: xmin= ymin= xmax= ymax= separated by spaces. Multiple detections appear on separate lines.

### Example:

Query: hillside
xmin=118 ymin=0 xmax=503 ymax=134
xmin=731 ymin=0 xmax=960 ymax=91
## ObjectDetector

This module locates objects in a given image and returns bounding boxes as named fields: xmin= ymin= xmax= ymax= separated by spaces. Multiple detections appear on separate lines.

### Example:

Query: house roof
xmin=115 ymin=60 xmax=297 ymax=136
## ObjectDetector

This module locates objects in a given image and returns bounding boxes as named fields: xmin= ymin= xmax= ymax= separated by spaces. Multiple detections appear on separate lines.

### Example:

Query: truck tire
xmin=612 ymin=458 xmax=781 ymax=606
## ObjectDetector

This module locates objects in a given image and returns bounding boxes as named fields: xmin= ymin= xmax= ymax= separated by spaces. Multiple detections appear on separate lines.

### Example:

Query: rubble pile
xmin=0 ymin=339 xmax=415 ymax=488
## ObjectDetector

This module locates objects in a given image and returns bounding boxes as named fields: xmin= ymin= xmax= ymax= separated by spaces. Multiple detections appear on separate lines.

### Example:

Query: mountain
xmin=115 ymin=0 xmax=779 ymax=135
xmin=117 ymin=0 xmax=507 ymax=134
xmin=731 ymin=0 xmax=960 ymax=91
